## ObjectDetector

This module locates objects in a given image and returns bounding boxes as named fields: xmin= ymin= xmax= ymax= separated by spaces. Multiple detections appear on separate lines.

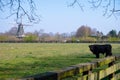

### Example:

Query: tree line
xmin=0 ymin=25 xmax=120 ymax=42
xmin=75 ymin=25 xmax=120 ymax=42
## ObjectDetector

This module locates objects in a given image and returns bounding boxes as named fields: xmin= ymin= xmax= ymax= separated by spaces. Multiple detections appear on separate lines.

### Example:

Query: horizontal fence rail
xmin=9 ymin=55 xmax=120 ymax=80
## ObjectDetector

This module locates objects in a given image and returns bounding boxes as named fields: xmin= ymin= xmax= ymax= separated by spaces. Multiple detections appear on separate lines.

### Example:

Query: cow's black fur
xmin=89 ymin=44 xmax=112 ymax=58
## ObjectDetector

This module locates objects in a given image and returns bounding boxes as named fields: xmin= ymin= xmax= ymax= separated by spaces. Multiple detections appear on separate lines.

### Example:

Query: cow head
xmin=89 ymin=45 xmax=94 ymax=53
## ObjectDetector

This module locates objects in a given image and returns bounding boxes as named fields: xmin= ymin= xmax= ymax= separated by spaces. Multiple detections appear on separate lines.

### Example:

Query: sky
xmin=0 ymin=0 xmax=120 ymax=35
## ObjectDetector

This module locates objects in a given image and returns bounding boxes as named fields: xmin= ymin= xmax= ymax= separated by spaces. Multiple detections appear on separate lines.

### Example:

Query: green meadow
xmin=0 ymin=43 xmax=120 ymax=78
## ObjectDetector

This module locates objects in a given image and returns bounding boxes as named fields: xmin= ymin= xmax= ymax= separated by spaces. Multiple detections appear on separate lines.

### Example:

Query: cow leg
xmin=105 ymin=53 xmax=108 ymax=57
xmin=96 ymin=54 xmax=99 ymax=58
xmin=106 ymin=52 xmax=112 ymax=57
xmin=105 ymin=52 xmax=109 ymax=57
xmin=109 ymin=52 xmax=112 ymax=56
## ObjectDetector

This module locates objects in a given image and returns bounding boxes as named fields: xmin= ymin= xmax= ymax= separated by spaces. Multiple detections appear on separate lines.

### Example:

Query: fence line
xmin=10 ymin=55 xmax=120 ymax=80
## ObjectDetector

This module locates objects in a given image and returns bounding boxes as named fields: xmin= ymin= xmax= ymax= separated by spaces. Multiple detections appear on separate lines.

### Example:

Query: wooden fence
xmin=10 ymin=55 xmax=120 ymax=80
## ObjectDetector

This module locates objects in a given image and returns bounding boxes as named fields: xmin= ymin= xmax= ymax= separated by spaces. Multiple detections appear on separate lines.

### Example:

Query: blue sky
xmin=0 ymin=0 xmax=120 ymax=35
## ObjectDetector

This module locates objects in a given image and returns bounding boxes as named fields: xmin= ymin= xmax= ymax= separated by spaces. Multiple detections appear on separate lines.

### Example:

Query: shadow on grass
xmin=77 ymin=54 xmax=95 ymax=58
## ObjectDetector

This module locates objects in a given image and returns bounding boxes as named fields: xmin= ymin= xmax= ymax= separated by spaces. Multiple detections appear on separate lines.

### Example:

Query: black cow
xmin=89 ymin=44 xmax=112 ymax=58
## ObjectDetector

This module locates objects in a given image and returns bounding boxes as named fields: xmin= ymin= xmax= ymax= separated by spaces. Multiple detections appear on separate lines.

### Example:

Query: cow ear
xmin=89 ymin=45 xmax=92 ymax=48
xmin=89 ymin=45 xmax=91 ymax=48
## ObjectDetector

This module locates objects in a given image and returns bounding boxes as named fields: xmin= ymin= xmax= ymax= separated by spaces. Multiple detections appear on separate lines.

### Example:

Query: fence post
xmin=82 ymin=63 xmax=93 ymax=80
xmin=108 ymin=59 xmax=115 ymax=79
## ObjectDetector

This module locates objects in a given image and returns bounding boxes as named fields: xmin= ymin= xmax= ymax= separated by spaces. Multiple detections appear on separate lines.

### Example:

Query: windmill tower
xmin=16 ymin=23 xmax=25 ymax=38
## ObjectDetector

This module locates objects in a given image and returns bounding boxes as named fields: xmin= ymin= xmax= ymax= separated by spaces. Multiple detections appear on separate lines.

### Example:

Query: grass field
xmin=0 ymin=43 xmax=120 ymax=79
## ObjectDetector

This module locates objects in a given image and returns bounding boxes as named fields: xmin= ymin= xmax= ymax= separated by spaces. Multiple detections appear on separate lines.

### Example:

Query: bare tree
xmin=0 ymin=0 xmax=40 ymax=23
xmin=71 ymin=0 xmax=120 ymax=17
xmin=0 ymin=0 xmax=119 ymax=23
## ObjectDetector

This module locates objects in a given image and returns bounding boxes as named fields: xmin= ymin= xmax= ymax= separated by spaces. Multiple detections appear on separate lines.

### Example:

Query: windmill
xmin=11 ymin=15 xmax=32 ymax=39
